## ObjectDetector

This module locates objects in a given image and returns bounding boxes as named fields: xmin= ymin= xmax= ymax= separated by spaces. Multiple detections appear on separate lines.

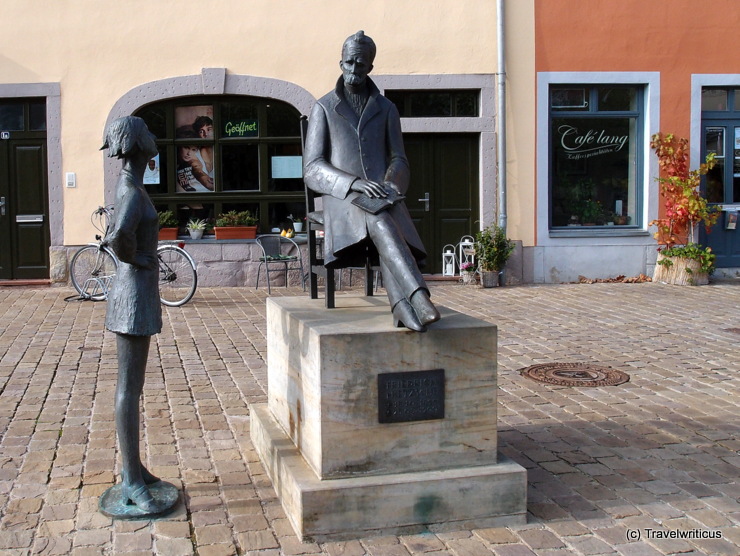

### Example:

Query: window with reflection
xmin=701 ymin=88 xmax=740 ymax=204
xmin=135 ymin=96 xmax=303 ymax=233
xmin=385 ymin=90 xmax=479 ymax=117
xmin=550 ymin=85 xmax=643 ymax=229
xmin=0 ymin=99 xmax=46 ymax=132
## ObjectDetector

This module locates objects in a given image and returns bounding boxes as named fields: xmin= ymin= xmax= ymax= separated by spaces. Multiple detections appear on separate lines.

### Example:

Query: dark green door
xmin=701 ymin=122 xmax=740 ymax=267
xmin=0 ymin=137 xmax=49 ymax=280
xmin=404 ymin=133 xmax=479 ymax=274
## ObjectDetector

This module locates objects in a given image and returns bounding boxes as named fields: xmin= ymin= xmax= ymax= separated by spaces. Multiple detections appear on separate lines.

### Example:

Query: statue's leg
xmin=380 ymin=259 xmax=424 ymax=331
xmin=115 ymin=334 xmax=160 ymax=511
xmin=366 ymin=213 xmax=425 ymax=300
xmin=369 ymin=213 xmax=440 ymax=328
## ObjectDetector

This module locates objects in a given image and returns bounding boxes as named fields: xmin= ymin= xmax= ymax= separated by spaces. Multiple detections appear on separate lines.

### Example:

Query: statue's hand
xmin=384 ymin=182 xmax=402 ymax=195
xmin=351 ymin=179 xmax=388 ymax=199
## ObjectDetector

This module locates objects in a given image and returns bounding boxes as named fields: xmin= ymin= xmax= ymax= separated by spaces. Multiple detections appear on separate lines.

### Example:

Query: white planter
xmin=188 ymin=229 xmax=204 ymax=240
xmin=653 ymin=254 xmax=709 ymax=286
xmin=293 ymin=222 xmax=303 ymax=233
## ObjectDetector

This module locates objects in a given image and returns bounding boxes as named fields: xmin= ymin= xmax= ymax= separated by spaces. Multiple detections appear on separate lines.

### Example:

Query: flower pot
xmin=653 ymin=254 xmax=709 ymax=286
xmin=461 ymin=271 xmax=477 ymax=285
xmin=214 ymin=226 xmax=257 ymax=240
xmin=293 ymin=222 xmax=303 ymax=233
xmin=188 ymin=229 xmax=204 ymax=240
xmin=158 ymin=227 xmax=178 ymax=240
xmin=480 ymin=270 xmax=501 ymax=288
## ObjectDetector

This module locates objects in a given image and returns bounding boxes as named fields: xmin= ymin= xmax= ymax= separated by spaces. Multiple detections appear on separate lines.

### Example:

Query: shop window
xmin=385 ymin=90 xmax=479 ymax=117
xmin=136 ymin=96 xmax=303 ymax=232
xmin=549 ymin=85 xmax=643 ymax=229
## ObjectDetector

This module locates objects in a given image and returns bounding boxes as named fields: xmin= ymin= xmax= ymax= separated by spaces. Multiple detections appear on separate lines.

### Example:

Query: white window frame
xmin=536 ymin=72 xmax=660 ymax=247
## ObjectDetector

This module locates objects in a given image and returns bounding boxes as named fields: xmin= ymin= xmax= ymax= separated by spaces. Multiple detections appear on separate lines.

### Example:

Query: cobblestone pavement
xmin=0 ymin=281 xmax=738 ymax=555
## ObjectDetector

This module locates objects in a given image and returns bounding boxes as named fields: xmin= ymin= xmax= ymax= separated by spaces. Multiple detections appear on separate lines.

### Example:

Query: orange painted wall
xmin=535 ymin=0 xmax=740 ymax=136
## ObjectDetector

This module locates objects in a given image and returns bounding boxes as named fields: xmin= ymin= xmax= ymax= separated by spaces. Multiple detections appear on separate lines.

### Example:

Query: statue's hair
xmin=101 ymin=116 xmax=152 ymax=159
xmin=342 ymin=30 xmax=376 ymax=63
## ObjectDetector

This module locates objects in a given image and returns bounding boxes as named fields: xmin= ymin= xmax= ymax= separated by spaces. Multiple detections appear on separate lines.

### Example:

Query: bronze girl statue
xmin=98 ymin=116 xmax=178 ymax=518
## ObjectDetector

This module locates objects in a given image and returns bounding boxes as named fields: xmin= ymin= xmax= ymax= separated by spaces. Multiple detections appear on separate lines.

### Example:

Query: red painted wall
xmin=535 ymin=0 xmax=740 ymax=136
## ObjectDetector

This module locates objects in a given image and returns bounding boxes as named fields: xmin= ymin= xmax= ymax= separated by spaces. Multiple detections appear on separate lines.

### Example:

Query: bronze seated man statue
xmin=303 ymin=30 xmax=440 ymax=332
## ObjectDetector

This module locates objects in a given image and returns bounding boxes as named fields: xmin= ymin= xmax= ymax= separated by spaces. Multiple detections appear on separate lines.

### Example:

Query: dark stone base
xmin=98 ymin=481 xmax=179 ymax=520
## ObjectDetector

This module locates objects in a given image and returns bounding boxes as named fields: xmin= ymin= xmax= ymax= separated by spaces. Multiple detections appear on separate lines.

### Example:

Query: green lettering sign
xmin=224 ymin=119 xmax=259 ymax=137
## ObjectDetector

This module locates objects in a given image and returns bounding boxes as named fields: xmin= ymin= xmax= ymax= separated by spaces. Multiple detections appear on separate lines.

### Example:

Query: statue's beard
xmin=344 ymin=74 xmax=365 ymax=87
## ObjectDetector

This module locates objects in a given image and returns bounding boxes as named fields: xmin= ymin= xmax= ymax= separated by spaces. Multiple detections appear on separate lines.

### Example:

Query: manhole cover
xmin=519 ymin=363 xmax=630 ymax=387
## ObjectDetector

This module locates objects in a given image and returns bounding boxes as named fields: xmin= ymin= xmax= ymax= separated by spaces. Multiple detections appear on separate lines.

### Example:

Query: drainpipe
xmin=496 ymin=0 xmax=507 ymax=232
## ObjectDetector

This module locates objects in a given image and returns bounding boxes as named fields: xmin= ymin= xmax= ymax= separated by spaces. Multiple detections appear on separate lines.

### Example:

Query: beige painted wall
xmin=1 ymin=1 xmax=533 ymax=245
xmin=502 ymin=0 xmax=535 ymax=246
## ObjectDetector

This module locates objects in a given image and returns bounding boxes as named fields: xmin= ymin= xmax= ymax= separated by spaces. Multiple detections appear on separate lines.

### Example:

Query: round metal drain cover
xmin=519 ymin=363 xmax=630 ymax=387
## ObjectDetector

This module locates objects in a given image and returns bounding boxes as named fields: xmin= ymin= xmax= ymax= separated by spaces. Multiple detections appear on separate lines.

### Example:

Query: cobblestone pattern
xmin=0 ymin=282 xmax=738 ymax=555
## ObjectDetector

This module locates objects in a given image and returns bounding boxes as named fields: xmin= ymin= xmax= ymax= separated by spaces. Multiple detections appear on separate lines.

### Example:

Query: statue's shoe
xmin=410 ymin=290 xmax=441 ymax=325
xmin=122 ymin=483 xmax=160 ymax=513
xmin=392 ymin=299 xmax=427 ymax=332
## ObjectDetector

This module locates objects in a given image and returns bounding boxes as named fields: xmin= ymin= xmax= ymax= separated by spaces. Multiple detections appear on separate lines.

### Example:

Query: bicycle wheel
xmin=70 ymin=244 xmax=118 ymax=301
xmin=157 ymin=245 xmax=197 ymax=307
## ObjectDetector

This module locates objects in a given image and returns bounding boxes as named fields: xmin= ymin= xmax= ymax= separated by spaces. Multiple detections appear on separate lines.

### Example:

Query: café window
xmin=135 ymin=96 xmax=303 ymax=232
xmin=549 ymin=85 xmax=643 ymax=229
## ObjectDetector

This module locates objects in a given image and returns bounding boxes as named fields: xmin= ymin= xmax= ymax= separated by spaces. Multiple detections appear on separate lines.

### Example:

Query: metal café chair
xmin=255 ymin=235 xmax=306 ymax=294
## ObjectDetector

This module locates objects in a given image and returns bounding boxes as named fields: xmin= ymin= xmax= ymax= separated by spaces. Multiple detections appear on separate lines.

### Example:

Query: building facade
xmin=532 ymin=0 xmax=740 ymax=281
xmin=1 ymin=1 xmax=738 ymax=285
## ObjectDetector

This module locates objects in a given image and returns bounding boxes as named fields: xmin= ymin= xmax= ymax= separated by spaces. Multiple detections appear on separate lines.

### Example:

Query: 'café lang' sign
xmin=558 ymin=124 xmax=628 ymax=160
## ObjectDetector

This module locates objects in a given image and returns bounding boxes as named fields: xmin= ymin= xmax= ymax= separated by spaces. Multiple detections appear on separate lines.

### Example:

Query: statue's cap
xmin=342 ymin=30 xmax=376 ymax=62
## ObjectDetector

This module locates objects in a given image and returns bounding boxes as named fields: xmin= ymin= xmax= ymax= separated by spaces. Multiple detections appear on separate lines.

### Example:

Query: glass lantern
xmin=458 ymin=235 xmax=475 ymax=268
xmin=442 ymin=244 xmax=456 ymax=276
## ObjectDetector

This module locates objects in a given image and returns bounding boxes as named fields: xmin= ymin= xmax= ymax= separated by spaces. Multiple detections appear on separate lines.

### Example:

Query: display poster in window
xmin=143 ymin=154 xmax=160 ymax=185
xmin=271 ymin=156 xmax=303 ymax=179
xmin=223 ymin=119 xmax=258 ymax=138
xmin=726 ymin=211 xmax=738 ymax=230
xmin=176 ymin=145 xmax=214 ymax=192
xmin=175 ymin=105 xmax=215 ymax=193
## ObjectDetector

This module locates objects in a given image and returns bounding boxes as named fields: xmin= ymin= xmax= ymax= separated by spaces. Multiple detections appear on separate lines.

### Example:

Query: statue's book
xmin=351 ymin=190 xmax=406 ymax=214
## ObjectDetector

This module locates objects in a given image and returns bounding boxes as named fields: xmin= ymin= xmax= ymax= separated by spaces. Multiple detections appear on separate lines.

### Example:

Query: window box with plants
xmin=650 ymin=133 xmax=720 ymax=286
xmin=158 ymin=210 xmax=179 ymax=240
xmin=214 ymin=210 xmax=258 ymax=240
xmin=475 ymin=224 xmax=515 ymax=288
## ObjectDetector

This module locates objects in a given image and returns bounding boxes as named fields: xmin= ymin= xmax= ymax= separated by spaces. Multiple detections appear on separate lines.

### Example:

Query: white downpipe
xmin=496 ymin=0 xmax=507 ymax=232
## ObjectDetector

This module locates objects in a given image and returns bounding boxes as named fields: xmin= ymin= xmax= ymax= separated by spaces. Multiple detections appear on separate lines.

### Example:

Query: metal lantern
xmin=458 ymin=235 xmax=475 ymax=268
xmin=442 ymin=244 xmax=456 ymax=276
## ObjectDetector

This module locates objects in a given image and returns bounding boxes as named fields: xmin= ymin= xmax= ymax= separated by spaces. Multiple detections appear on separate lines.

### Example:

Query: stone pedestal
xmin=250 ymin=296 xmax=526 ymax=541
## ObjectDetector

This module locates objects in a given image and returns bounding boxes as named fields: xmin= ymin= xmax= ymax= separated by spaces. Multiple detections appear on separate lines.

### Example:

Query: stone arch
xmin=104 ymin=68 xmax=316 ymax=202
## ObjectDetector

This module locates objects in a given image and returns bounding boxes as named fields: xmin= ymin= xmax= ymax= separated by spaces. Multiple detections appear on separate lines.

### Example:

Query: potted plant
xmin=650 ymin=133 xmax=720 ymax=285
xmin=578 ymin=198 xmax=605 ymax=226
xmin=158 ymin=210 xmax=179 ymax=240
xmin=460 ymin=261 xmax=477 ymax=285
xmin=214 ymin=210 xmax=258 ymax=240
xmin=475 ymin=224 xmax=515 ymax=287
xmin=186 ymin=218 xmax=208 ymax=240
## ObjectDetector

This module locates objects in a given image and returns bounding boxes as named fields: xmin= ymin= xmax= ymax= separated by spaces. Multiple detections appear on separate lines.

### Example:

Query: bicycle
xmin=69 ymin=206 xmax=198 ymax=307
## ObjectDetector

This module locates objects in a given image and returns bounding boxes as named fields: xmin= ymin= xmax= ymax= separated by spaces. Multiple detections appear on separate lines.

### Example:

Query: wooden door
xmin=404 ymin=133 xmax=479 ymax=274
xmin=0 ymin=137 xmax=49 ymax=280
